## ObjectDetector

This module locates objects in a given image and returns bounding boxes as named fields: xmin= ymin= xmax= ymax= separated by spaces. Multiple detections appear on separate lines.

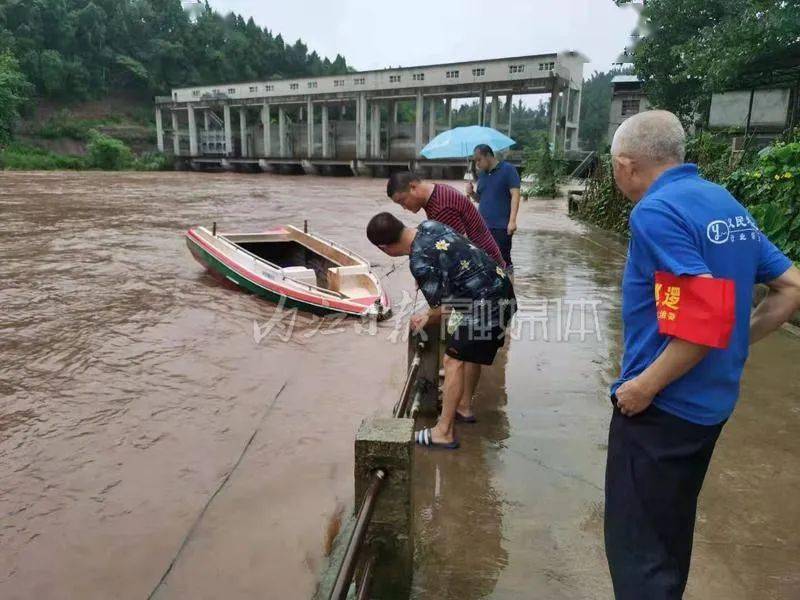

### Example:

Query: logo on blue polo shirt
xmin=706 ymin=215 xmax=761 ymax=245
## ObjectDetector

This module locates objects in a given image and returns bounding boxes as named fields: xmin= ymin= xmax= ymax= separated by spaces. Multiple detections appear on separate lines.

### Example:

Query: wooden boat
xmin=186 ymin=224 xmax=391 ymax=319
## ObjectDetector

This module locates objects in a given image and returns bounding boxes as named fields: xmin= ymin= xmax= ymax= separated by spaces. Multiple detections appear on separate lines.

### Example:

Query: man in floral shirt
xmin=366 ymin=212 xmax=516 ymax=449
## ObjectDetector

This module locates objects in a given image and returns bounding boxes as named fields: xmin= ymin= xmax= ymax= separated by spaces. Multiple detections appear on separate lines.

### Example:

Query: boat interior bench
xmin=282 ymin=266 xmax=318 ymax=287
xmin=327 ymin=265 xmax=374 ymax=297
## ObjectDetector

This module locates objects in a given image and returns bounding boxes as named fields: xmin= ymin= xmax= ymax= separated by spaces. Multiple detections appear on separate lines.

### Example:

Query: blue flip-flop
xmin=455 ymin=412 xmax=477 ymax=424
xmin=415 ymin=428 xmax=460 ymax=450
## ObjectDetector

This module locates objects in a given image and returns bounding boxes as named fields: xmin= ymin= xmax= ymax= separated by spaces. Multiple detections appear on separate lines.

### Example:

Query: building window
xmin=265 ymin=84 xmax=274 ymax=92
xmin=539 ymin=62 xmax=555 ymax=71
xmin=621 ymin=99 xmax=640 ymax=116
xmin=290 ymin=83 xmax=299 ymax=90
xmin=249 ymin=86 xmax=258 ymax=93
xmin=446 ymin=70 xmax=460 ymax=79
xmin=472 ymin=68 xmax=485 ymax=77
xmin=509 ymin=64 xmax=525 ymax=74
xmin=308 ymin=81 xmax=318 ymax=88
xmin=334 ymin=79 xmax=345 ymax=87
xmin=412 ymin=73 xmax=425 ymax=81
xmin=228 ymin=88 xmax=236 ymax=94
xmin=212 ymin=89 xmax=221 ymax=95
xmin=354 ymin=77 xmax=365 ymax=85
xmin=192 ymin=90 xmax=200 ymax=96
xmin=389 ymin=74 xmax=401 ymax=83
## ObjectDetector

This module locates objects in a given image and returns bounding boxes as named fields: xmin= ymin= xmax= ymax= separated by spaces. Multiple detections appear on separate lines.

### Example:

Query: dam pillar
xmin=171 ymin=110 xmax=180 ymax=156
xmin=223 ymin=104 xmax=233 ymax=157
xmin=428 ymin=98 xmax=436 ymax=141
xmin=307 ymin=97 xmax=315 ymax=158
xmin=278 ymin=106 xmax=287 ymax=157
xmin=446 ymin=98 xmax=452 ymax=129
xmin=187 ymin=106 xmax=198 ymax=157
xmin=548 ymin=85 xmax=560 ymax=151
xmin=370 ymin=101 xmax=380 ymax=158
xmin=239 ymin=108 xmax=248 ymax=158
xmin=415 ymin=90 xmax=424 ymax=156
xmin=321 ymin=104 xmax=329 ymax=158
xmin=356 ymin=93 xmax=368 ymax=159
xmin=261 ymin=103 xmax=271 ymax=157
xmin=155 ymin=107 xmax=164 ymax=153
xmin=490 ymin=96 xmax=499 ymax=130
xmin=506 ymin=94 xmax=513 ymax=137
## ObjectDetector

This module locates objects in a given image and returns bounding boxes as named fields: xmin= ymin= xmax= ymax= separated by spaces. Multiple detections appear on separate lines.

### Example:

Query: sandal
xmin=415 ymin=428 xmax=459 ymax=450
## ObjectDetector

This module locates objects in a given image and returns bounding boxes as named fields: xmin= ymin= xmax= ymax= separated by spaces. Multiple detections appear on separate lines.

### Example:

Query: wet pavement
xmin=1 ymin=173 xmax=798 ymax=599
xmin=411 ymin=198 xmax=800 ymax=599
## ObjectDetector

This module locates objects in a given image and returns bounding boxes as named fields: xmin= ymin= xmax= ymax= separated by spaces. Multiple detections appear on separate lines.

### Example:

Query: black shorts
xmin=444 ymin=291 xmax=517 ymax=366
xmin=445 ymin=323 xmax=506 ymax=365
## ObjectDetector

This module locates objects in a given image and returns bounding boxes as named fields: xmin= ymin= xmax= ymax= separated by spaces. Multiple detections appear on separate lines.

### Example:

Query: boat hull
xmin=186 ymin=229 xmax=390 ymax=319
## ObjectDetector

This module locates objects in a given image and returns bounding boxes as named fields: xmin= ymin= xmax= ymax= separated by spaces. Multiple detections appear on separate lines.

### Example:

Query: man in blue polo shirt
xmin=466 ymin=144 xmax=521 ymax=272
xmin=605 ymin=110 xmax=800 ymax=599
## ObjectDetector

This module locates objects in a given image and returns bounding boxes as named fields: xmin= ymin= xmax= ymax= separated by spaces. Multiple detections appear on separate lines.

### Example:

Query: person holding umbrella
xmin=419 ymin=126 xmax=520 ymax=273
xmin=466 ymin=144 xmax=522 ymax=274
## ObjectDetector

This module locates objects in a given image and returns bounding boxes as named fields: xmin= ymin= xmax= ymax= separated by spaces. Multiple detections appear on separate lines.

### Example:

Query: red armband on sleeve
xmin=654 ymin=271 xmax=735 ymax=349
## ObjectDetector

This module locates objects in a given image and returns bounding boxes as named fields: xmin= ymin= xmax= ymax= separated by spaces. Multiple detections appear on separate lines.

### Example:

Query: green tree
xmin=0 ymin=51 xmax=32 ymax=143
xmin=87 ymin=130 xmax=133 ymax=170
xmin=579 ymin=70 xmax=620 ymax=151
xmin=0 ymin=0 xmax=351 ymax=103
xmin=615 ymin=0 xmax=800 ymax=121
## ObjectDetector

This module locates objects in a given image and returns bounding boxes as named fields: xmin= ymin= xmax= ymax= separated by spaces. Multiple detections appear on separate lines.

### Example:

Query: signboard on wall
xmin=709 ymin=89 xmax=791 ymax=130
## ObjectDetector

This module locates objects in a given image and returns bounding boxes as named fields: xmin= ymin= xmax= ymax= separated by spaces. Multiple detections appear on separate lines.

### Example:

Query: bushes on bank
xmin=574 ymin=131 xmax=799 ymax=262
xmin=574 ymin=155 xmax=631 ymax=234
xmin=522 ymin=133 xmax=567 ymax=197
xmin=133 ymin=151 xmax=172 ymax=171
xmin=86 ymin=131 xmax=133 ymax=170
xmin=725 ymin=139 xmax=800 ymax=262
xmin=1 ymin=134 xmax=171 ymax=172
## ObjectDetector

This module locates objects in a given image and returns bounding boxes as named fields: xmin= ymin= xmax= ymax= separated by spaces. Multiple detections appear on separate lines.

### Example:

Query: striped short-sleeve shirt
xmin=424 ymin=184 xmax=505 ymax=267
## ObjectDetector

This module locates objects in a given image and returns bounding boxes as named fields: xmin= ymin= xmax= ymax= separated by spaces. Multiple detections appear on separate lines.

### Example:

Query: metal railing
xmin=328 ymin=334 xmax=428 ymax=599
xmin=355 ymin=556 xmax=375 ymax=600
xmin=570 ymin=150 xmax=597 ymax=179
xmin=329 ymin=469 xmax=386 ymax=600
xmin=393 ymin=341 xmax=423 ymax=418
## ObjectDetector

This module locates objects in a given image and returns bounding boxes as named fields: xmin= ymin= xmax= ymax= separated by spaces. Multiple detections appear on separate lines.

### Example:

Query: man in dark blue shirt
xmin=366 ymin=213 xmax=516 ymax=450
xmin=606 ymin=110 xmax=800 ymax=599
xmin=466 ymin=144 xmax=521 ymax=272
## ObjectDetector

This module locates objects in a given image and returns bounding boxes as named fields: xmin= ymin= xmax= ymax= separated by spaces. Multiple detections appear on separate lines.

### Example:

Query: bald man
xmin=605 ymin=110 xmax=800 ymax=599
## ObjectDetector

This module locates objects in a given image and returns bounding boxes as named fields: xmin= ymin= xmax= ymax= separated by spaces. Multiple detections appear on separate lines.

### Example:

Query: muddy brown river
xmin=1 ymin=171 xmax=799 ymax=600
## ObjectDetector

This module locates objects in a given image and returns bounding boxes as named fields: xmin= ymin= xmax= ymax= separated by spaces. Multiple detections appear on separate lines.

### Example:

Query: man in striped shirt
xmin=386 ymin=171 xmax=506 ymax=424
xmin=386 ymin=171 xmax=505 ymax=267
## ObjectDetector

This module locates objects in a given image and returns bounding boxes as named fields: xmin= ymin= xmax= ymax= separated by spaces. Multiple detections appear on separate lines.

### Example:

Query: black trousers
xmin=490 ymin=228 xmax=513 ymax=268
xmin=604 ymin=404 xmax=724 ymax=600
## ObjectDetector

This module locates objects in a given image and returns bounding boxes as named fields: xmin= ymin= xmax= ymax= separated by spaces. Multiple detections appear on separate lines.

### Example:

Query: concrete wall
xmin=171 ymin=54 xmax=562 ymax=103
xmin=709 ymin=89 xmax=791 ymax=130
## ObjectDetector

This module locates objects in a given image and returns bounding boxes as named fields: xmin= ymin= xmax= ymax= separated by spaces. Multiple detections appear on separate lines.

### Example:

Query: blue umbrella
xmin=420 ymin=125 xmax=516 ymax=159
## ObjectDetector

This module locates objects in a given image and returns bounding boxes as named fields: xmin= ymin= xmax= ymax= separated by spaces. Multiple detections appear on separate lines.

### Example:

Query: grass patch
xmin=0 ymin=143 xmax=85 ymax=170
xmin=1 ymin=137 xmax=172 ymax=171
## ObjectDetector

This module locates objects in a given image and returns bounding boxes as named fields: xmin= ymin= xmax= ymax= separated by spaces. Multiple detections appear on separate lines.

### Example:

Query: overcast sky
xmin=209 ymin=0 xmax=638 ymax=79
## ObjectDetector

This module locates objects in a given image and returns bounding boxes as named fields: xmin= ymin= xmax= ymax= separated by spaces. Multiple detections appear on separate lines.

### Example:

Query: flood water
xmin=1 ymin=172 xmax=799 ymax=600
xmin=0 ymin=171 xmax=419 ymax=599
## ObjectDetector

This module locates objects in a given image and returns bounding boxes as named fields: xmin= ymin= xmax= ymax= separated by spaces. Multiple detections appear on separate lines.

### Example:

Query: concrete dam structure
xmin=154 ymin=52 xmax=586 ymax=175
